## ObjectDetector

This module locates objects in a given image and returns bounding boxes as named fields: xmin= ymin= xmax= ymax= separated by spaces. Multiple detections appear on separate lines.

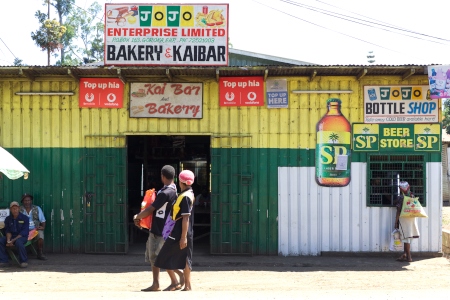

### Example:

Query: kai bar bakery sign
xmin=364 ymin=85 xmax=438 ymax=123
xmin=79 ymin=78 xmax=124 ymax=108
xmin=105 ymin=3 xmax=228 ymax=66
xmin=130 ymin=83 xmax=203 ymax=118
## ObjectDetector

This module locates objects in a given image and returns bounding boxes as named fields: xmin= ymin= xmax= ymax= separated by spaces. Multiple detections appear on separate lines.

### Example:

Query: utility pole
xmin=47 ymin=0 xmax=51 ymax=66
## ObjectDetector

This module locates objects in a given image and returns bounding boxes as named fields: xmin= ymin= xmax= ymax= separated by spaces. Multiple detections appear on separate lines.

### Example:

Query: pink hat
xmin=179 ymin=170 xmax=195 ymax=186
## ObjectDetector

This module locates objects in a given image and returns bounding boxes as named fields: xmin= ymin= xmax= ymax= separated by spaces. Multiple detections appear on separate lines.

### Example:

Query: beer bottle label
xmin=315 ymin=131 xmax=351 ymax=179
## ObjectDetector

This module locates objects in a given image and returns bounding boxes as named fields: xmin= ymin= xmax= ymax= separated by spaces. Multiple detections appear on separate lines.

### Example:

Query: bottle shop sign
xmin=79 ymin=78 xmax=124 ymax=108
xmin=352 ymin=123 xmax=441 ymax=152
xmin=363 ymin=85 xmax=438 ymax=124
xmin=219 ymin=77 xmax=264 ymax=106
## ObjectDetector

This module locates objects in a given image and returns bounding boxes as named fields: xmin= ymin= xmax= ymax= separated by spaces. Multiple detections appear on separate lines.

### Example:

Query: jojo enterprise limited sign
xmin=105 ymin=3 xmax=228 ymax=66
xmin=363 ymin=85 xmax=438 ymax=124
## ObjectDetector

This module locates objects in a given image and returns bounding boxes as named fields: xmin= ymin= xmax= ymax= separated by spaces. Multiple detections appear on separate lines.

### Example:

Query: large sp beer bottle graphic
xmin=315 ymin=98 xmax=351 ymax=187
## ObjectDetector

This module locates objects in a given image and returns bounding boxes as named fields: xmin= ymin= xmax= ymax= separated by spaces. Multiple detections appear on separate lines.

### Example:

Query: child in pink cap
xmin=155 ymin=169 xmax=196 ymax=291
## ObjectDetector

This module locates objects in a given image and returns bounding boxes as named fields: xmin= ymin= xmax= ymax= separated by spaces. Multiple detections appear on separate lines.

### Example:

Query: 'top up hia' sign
xmin=219 ymin=77 xmax=264 ymax=106
xmin=79 ymin=78 xmax=124 ymax=108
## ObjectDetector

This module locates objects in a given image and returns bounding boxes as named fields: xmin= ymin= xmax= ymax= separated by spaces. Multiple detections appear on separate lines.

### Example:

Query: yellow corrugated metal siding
xmin=0 ymin=76 xmax=430 ymax=148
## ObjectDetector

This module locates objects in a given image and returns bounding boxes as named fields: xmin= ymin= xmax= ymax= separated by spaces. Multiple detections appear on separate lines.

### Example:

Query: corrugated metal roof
xmin=0 ymin=65 xmax=430 ymax=81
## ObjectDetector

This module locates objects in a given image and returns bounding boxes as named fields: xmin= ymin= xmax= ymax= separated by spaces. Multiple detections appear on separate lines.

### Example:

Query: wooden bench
xmin=0 ymin=230 xmax=38 ymax=265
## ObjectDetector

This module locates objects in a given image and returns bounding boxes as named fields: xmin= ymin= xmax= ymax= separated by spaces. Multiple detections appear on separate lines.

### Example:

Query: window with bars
xmin=367 ymin=154 xmax=425 ymax=207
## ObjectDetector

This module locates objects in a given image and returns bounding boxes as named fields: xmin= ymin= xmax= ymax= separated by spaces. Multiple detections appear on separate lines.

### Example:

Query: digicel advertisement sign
xmin=79 ymin=78 xmax=124 ymax=108
xmin=219 ymin=77 xmax=264 ymax=106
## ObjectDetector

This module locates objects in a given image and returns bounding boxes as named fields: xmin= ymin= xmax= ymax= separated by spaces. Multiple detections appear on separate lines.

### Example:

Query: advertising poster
xmin=130 ymin=82 xmax=203 ymax=118
xmin=352 ymin=123 xmax=441 ymax=152
xmin=363 ymin=85 xmax=438 ymax=123
xmin=266 ymin=78 xmax=288 ymax=108
xmin=105 ymin=3 xmax=228 ymax=66
xmin=79 ymin=78 xmax=124 ymax=108
xmin=427 ymin=65 xmax=450 ymax=99
xmin=219 ymin=77 xmax=264 ymax=107
xmin=315 ymin=98 xmax=351 ymax=187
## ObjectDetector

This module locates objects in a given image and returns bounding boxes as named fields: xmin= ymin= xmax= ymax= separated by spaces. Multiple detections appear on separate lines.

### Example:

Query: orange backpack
xmin=139 ymin=189 xmax=156 ymax=229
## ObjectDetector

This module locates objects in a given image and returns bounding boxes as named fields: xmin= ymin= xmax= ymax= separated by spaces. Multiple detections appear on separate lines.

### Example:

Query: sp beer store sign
xmin=79 ymin=78 xmax=124 ymax=108
xmin=219 ymin=77 xmax=264 ymax=106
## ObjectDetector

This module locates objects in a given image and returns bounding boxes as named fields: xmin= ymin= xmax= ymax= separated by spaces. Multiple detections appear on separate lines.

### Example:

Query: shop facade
xmin=0 ymin=65 xmax=442 ymax=255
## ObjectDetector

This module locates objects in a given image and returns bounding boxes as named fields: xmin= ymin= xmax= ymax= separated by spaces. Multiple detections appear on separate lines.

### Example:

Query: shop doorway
xmin=127 ymin=135 xmax=211 ymax=253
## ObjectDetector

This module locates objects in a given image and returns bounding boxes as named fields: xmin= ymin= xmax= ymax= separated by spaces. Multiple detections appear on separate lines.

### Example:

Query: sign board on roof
xmin=104 ymin=3 xmax=229 ymax=66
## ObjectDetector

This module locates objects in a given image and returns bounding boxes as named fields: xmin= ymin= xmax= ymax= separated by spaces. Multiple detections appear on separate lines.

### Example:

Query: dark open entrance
xmin=127 ymin=135 xmax=211 ymax=253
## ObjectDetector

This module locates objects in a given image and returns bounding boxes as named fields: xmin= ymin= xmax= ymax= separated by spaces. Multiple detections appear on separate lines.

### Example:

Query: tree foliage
xmin=443 ymin=99 xmax=450 ymax=134
xmin=31 ymin=10 xmax=67 ymax=65
xmin=32 ymin=0 xmax=104 ymax=66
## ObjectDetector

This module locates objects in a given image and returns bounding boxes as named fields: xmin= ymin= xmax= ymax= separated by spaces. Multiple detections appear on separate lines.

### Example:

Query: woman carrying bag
xmin=395 ymin=181 xmax=420 ymax=262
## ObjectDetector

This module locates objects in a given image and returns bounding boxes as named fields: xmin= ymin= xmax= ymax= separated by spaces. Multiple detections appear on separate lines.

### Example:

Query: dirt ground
xmin=0 ymin=208 xmax=449 ymax=299
xmin=1 ymin=250 xmax=450 ymax=299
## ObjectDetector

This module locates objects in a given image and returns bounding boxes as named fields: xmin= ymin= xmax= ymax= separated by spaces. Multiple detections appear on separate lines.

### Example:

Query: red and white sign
xmin=130 ymin=83 xmax=203 ymax=118
xmin=79 ymin=78 xmax=124 ymax=108
xmin=219 ymin=77 xmax=264 ymax=106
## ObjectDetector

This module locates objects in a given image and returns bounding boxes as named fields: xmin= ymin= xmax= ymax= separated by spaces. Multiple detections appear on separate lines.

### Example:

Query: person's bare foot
xmin=396 ymin=254 xmax=407 ymax=261
xmin=141 ymin=285 xmax=161 ymax=292
xmin=163 ymin=283 xmax=182 ymax=291
xmin=178 ymin=273 xmax=185 ymax=289
xmin=181 ymin=287 xmax=192 ymax=291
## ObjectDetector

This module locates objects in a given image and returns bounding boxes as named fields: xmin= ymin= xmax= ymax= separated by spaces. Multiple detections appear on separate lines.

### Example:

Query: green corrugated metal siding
xmin=0 ymin=147 xmax=126 ymax=254
xmin=0 ymin=148 xmax=83 ymax=253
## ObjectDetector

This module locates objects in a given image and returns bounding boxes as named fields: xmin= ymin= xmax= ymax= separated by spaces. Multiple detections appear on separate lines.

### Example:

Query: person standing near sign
xmin=395 ymin=181 xmax=419 ymax=262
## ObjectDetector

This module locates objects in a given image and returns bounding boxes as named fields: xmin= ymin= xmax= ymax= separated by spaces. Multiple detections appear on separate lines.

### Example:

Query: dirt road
xmin=1 ymin=252 xmax=449 ymax=300
xmin=1 ymin=207 xmax=449 ymax=299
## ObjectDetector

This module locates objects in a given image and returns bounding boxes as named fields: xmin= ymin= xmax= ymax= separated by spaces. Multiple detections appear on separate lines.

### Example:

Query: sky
xmin=0 ymin=0 xmax=449 ymax=66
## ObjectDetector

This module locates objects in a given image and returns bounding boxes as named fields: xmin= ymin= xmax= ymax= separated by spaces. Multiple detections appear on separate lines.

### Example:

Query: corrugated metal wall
xmin=0 ymin=75 xmax=438 ymax=254
xmin=278 ymin=163 xmax=442 ymax=255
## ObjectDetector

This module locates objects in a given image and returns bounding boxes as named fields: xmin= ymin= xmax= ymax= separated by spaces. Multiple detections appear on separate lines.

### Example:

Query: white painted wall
xmin=278 ymin=163 xmax=442 ymax=256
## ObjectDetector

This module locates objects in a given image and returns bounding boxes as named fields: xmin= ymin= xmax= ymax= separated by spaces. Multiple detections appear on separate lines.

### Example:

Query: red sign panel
xmin=79 ymin=78 xmax=124 ymax=108
xmin=219 ymin=77 xmax=264 ymax=106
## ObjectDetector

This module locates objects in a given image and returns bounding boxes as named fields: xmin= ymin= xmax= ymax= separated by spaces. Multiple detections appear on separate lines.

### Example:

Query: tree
xmin=31 ymin=0 xmax=104 ymax=66
xmin=443 ymin=99 xmax=450 ymax=134
xmin=31 ymin=10 xmax=67 ymax=66
xmin=13 ymin=58 xmax=24 ymax=66
xmin=50 ymin=0 xmax=75 ymax=65
xmin=71 ymin=2 xmax=104 ymax=64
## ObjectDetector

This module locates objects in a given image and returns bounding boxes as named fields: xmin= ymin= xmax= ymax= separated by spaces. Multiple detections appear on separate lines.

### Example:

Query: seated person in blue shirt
xmin=0 ymin=201 xmax=30 ymax=268
xmin=20 ymin=193 xmax=47 ymax=260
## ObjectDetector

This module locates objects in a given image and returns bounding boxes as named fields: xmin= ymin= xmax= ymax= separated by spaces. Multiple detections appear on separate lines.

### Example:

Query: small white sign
xmin=335 ymin=155 xmax=348 ymax=171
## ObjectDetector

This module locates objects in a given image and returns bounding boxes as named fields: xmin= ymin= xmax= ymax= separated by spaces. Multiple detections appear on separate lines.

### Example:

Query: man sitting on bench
xmin=0 ymin=201 xmax=29 ymax=268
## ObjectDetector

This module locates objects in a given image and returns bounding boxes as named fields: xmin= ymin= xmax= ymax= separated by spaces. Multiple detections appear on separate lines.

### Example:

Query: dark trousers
xmin=0 ymin=236 xmax=28 ymax=263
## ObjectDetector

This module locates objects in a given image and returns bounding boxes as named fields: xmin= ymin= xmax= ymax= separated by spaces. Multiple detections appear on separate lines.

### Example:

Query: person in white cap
xmin=0 ymin=201 xmax=30 ymax=268
xmin=155 ymin=169 xmax=196 ymax=291
xmin=395 ymin=181 xmax=419 ymax=262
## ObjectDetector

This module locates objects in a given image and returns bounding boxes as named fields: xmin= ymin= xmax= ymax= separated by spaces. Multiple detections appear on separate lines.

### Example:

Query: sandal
xmin=163 ymin=283 xmax=182 ymax=291
xmin=396 ymin=254 xmax=407 ymax=261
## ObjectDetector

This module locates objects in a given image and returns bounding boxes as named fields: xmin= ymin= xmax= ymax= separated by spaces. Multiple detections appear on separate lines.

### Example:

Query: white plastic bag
xmin=389 ymin=229 xmax=403 ymax=251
